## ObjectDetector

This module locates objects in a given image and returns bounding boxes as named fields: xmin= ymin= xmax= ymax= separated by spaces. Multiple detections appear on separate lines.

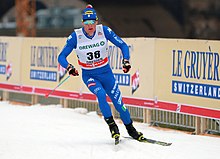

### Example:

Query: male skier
xmin=58 ymin=4 xmax=146 ymax=143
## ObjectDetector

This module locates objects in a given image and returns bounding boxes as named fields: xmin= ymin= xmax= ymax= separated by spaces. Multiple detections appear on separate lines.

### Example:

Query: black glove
xmin=122 ymin=59 xmax=131 ymax=73
xmin=67 ymin=64 xmax=79 ymax=76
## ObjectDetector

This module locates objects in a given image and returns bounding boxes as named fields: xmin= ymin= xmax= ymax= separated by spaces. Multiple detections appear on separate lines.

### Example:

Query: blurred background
xmin=0 ymin=0 xmax=220 ymax=39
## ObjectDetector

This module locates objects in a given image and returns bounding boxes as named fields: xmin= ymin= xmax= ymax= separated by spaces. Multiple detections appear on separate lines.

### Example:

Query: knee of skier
xmin=96 ymin=88 xmax=106 ymax=100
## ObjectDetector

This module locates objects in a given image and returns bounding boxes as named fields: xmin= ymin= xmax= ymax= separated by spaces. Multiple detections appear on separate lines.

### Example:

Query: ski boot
xmin=125 ymin=121 xmax=146 ymax=142
xmin=105 ymin=116 xmax=120 ymax=144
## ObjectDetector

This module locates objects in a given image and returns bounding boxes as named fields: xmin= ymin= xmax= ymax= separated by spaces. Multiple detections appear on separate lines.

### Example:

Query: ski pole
xmin=45 ymin=75 xmax=70 ymax=98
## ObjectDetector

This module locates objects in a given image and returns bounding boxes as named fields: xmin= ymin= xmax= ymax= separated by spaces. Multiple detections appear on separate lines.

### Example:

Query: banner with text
xmin=0 ymin=36 xmax=219 ymax=118
xmin=0 ymin=37 xmax=22 ymax=85
xmin=108 ymin=38 xmax=155 ymax=99
xmin=20 ymin=37 xmax=82 ymax=94
xmin=154 ymin=38 xmax=220 ymax=111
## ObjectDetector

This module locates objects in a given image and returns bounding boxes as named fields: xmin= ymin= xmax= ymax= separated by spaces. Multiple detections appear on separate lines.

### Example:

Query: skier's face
xmin=83 ymin=20 xmax=98 ymax=36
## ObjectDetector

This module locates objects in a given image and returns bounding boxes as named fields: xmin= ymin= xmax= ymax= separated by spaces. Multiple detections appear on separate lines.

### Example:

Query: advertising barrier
xmin=0 ymin=37 xmax=22 ymax=91
xmin=154 ymin=38 xmax=220 ymax=118
xmin=0 ymin=36 xmax=219 ymax=119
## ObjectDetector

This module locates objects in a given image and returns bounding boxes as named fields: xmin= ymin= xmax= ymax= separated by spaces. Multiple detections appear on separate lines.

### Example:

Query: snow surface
xmin=0 ymin=101 xmax=220 ymax=159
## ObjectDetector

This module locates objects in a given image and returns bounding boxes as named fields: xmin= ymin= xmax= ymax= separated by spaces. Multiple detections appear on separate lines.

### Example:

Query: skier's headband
xmin=82 ymin=4 xmax=98 ymax=22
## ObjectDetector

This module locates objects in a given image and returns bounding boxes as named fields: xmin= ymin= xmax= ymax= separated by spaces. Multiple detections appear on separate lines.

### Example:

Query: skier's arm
xmin=103 ymin=26 xmax=131 ymax=73
xmin=103 ymin=26 xmax=130 ymax=60
xmin=58 ymin=33 xmax=79 ymax=76
xmin=58 ymin=32 xmax=77 ymax=69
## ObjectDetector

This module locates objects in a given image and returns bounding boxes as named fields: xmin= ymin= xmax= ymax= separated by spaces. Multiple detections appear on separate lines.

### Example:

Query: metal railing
xmin=151 ymin=109 xmax=195 ymax=130
xmin=207 ymin=119 xmax=220 ymax=134
xmin=1 ymin=91 xmax=219 ymax=135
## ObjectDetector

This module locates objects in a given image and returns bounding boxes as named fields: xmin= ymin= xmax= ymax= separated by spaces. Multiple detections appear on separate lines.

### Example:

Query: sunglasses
xmin=84 ymin=20 xmax=96 ymax=25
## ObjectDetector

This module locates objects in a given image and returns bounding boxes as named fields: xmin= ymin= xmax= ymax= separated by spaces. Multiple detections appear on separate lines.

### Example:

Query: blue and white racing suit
xmin=58 ymin=24 xmax=131 ymax=125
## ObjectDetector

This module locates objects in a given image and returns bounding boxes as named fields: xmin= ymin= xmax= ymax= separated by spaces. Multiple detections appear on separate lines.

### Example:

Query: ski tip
xmin=158 ymin=142 xmax=172 ymax=146
xmin=114 ymin=136 xmax=120 ymax=145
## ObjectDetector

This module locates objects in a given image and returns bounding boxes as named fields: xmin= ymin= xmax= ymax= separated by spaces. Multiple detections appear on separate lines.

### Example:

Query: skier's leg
xmin=82 ymin=75 xmax=120 ymax=139
xmin=83 ymin=76 xmax=112 ymax=118
xmin=102 ymin=76 xmax=131 ymax=125
xmin=103 ymin=74 xmax=144 ymax=140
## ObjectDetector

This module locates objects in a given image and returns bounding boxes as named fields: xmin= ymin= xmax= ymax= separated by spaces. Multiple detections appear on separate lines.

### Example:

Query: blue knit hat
xmin=82 ymin=4 xmax=98 ymax=21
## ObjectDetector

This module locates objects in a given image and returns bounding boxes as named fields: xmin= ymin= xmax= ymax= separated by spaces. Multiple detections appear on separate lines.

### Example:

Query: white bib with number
xmin=75 ymin=24 xmax=108 ymax=70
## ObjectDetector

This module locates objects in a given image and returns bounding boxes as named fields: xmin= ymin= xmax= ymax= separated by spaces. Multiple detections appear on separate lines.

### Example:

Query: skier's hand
xmin=122 ymin=59 xmax=131 ymax=73
xmin=67 ymin=64 xmax=79 ymax=76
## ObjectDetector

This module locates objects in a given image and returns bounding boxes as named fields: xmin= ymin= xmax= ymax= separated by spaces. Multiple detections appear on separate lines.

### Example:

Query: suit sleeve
xmin=58 ymin=32 xmax=77 ymax=68
xmin=103 ymin=26 xmax=130 ymax=60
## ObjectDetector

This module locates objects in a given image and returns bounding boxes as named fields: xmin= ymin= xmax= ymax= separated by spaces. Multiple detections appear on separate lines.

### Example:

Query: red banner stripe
xmin=0 ymin=83 xmax=220 ymax=119
xmin=181 ymin=105 xmax=220 ymax=119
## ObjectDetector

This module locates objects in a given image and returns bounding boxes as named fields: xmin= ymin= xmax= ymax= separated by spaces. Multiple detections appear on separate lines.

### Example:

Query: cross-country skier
xmin=58 ymin=4 xmax=146 ymax=143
